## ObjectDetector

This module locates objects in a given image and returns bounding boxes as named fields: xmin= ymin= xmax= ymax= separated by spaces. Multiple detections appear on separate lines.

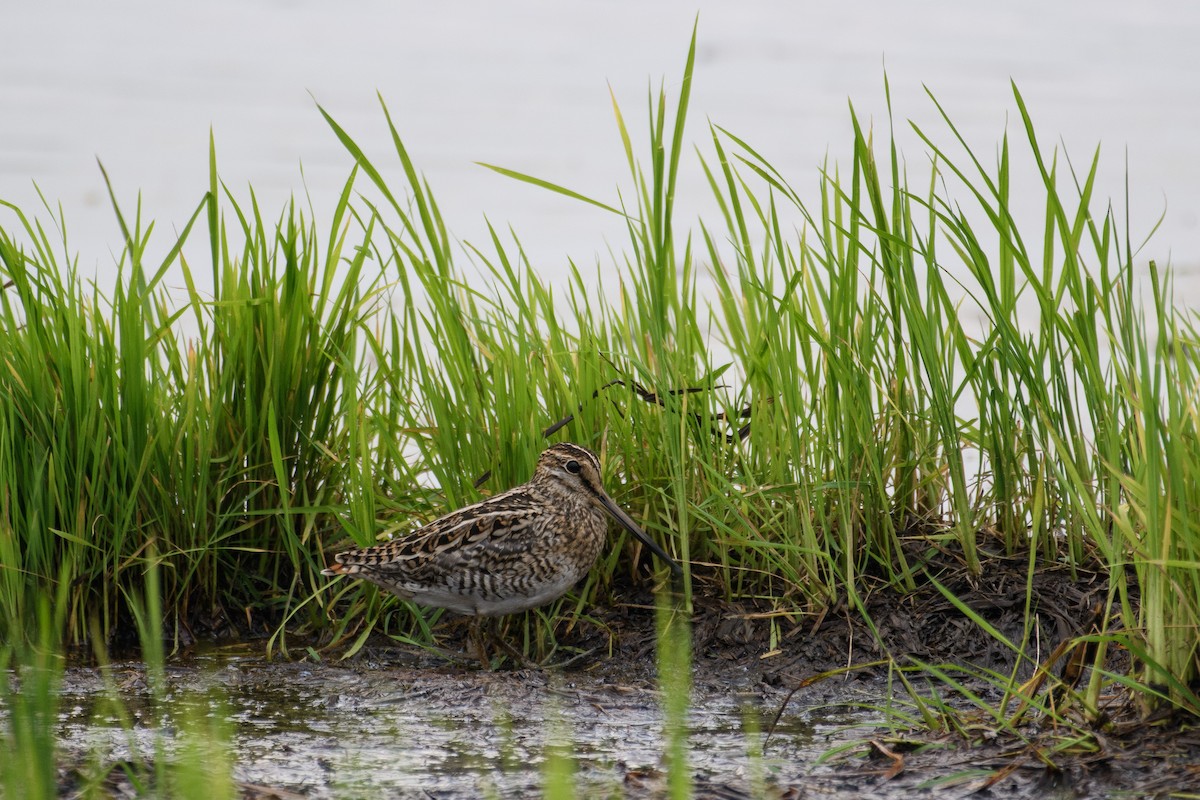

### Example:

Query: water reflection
xmin=50 ymin=655 xmax=866 ymax=797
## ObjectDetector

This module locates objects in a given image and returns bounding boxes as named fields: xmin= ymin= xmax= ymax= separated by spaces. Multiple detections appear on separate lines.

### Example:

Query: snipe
xmin=323 ymin=443 xmax=680 ymax=658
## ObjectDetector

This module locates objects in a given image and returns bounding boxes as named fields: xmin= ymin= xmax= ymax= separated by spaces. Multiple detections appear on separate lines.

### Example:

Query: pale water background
xmin=1 ymin=1 xmax=1198 ymax=294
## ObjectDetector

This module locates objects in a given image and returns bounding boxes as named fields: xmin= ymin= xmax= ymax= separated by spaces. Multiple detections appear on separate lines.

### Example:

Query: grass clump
xmin=0 ymin=144 xmax=374 ymax=650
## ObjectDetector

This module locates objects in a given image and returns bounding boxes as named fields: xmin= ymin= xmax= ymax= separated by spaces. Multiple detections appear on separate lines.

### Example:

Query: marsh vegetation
xmin=2 ymin=30 xmax=1199 ymax=797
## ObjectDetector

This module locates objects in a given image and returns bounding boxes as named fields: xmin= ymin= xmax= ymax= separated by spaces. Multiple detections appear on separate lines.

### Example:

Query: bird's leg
xmin=486 ymin=619 xmax=538 ymax=669
xmin=470 ymin=618 xmax=493 ymax=669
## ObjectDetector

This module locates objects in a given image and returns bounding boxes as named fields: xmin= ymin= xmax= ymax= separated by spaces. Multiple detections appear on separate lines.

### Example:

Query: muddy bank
xmin=55 ymin=652 xmax=864 ymax=798
xmin=41 ymin=547 xmax=1200 ymax=797
xmin=50 ymin=645 xmax=1200 ymax=799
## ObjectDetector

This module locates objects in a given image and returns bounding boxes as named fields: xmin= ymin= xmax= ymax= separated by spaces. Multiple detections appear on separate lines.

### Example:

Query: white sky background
xmin=1 ymin=1 xmax=1197 ymax=298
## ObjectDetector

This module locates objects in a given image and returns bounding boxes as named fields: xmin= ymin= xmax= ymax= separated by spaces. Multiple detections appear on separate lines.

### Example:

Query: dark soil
xmin=531 ymin=538 xmax=1194 ymax=799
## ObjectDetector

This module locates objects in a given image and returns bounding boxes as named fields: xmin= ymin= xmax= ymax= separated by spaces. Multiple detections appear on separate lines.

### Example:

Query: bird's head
xmin=533 ymin=442 xmax=682 ymax=577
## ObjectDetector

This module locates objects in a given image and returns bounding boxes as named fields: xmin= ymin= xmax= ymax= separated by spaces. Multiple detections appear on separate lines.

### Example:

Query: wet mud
xmin=40 ymin=546 xmax=1200 ymax=797
xmin=54 ymin=651 xmax=863 ymax=798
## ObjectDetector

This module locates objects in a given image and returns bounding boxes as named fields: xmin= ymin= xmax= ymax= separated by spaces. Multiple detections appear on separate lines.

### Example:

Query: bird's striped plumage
xmin=322 ymin=443 xmax=679 ymax=617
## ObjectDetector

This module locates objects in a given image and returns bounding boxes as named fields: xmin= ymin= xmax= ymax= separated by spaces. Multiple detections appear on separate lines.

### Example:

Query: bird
xmin=322 ymin=442 xmax=681 ymax=659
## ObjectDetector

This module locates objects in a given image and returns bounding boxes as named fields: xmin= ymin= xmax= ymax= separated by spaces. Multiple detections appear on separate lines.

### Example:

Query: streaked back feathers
xmin=322 ymin=442 xmax=678 ymax=617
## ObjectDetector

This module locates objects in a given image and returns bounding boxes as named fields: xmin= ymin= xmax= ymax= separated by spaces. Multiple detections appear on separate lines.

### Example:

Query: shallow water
xmin=25 ymin=639 xmax=1200 ymax=798
xmin=1 ymin=1 xmax=1197 ymax=295
xmin=52 ymin=650 xmax=870 ymax=798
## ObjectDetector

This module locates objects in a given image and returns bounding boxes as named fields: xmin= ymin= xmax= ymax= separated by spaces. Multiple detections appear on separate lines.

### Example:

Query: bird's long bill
xmin=599 ymin=495 xmax=683 ymax=577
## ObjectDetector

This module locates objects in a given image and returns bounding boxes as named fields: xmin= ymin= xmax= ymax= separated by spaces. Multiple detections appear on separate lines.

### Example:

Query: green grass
xmin=0 ymin=556 xmax=239 ymax=798
xmin=0 ymin=598 xmax=63 ymax=800
xmin=1 ymin=29 xmax=1199 ymax=787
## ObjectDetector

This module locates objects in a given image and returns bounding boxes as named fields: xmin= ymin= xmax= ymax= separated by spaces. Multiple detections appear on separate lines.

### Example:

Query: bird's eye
xmin=565 ymin=460 xmax=581 ymax=474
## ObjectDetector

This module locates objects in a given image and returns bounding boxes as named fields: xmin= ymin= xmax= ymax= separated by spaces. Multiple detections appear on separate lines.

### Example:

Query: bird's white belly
xmin=399 ymin=565 xmax=586 ymax=617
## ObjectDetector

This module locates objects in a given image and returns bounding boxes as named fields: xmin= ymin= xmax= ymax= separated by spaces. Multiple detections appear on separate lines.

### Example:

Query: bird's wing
xmin=333 ymin=488 xmax=544 ymax=572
